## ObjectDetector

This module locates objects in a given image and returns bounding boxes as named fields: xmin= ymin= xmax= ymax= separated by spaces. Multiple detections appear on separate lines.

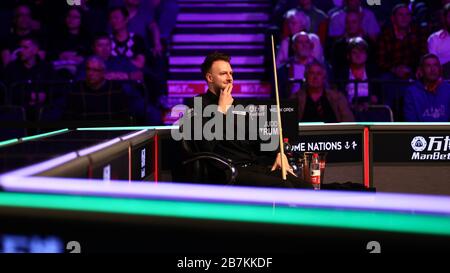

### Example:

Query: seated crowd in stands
xmin=0 ymin=0 xmax=179 ymax=125
xmin=273 ymin=0 xmax=450 ymax=122
xmin=0 ymin=0 xmax=449 ymax=129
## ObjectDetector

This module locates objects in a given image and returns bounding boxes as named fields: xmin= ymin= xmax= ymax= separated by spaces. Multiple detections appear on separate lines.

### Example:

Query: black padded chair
xmin=174 ymin=139 xmax=238 ymax=185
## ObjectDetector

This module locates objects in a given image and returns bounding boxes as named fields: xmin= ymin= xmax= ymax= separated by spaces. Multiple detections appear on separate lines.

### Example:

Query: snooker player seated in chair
xmin=176 ymin=52 xmax=313 ymax=189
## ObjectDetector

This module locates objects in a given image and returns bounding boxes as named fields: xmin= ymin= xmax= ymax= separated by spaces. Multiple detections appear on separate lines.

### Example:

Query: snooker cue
xmin=270 ymin=35 xmax=287 ymax=180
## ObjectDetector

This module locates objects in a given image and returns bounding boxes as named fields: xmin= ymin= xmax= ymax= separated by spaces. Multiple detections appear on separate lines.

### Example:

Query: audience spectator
xmin=299 ymin=0 xmax=329 ymax=45
xmin=404 ymin=54 xmax=450 ymax=122
xmin=276 ymin=9 xmax=323 ymax=66
xmin=277 ymin=32 xmax=323 ymax=98
xmin=273 ymin=0 xmax=332 ymax=28
xmin=110 ymin=0 xmax=155 ymax=48
xmin=428 ymin=3 xmax=450 ymax=78
xmin=365 ymin=0 xmax=405 ymax=28
xmin=291 ymin=60 xmax=355 ymax=122
xmin=0 ymin=0 xmax=448 ymax=125
xmin=109 ymin=0 xmax=178 ymax=58
xmin=273 ymin=0 xmax=299 ymax=26
xmin=334 ymin=37 xmax=380 ymax=106
xmin=64 ymin=56 xmax=130 ymax=122
xmin=3 ymin=36 xmax=54 ymax=97
xmin=50 ymin=7 xmax=91 ymax=78
xmin=375 ymin=3 xmax=429 ymax=120
xmin=1 ymin=4 xmax=46 ymax=67
xmin=328 ymin=10 xmax=375 ymax=73
xmin=77 ymin=33 xmax=142 ymax=81
xmin=77 ymin=34 xmax=161 ymax=125
xmin=107 ymin=8 xmax=164 ymax=107
xmin=377 ymin=4 xmax=428 ymax=79
xmin=108 ymin=6 xmax=147 ymax=69
xmin=297 ymin=0 xmax=328 ymax=36
xmin=328 ymin=0 xmax=380 ymax=41
xmin=2 ymin=36 xmax=54 ymax=121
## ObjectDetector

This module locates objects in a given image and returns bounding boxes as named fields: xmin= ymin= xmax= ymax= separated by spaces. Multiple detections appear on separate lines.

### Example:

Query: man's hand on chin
xmin=218 ymin=83 xmax=234 ymax=114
